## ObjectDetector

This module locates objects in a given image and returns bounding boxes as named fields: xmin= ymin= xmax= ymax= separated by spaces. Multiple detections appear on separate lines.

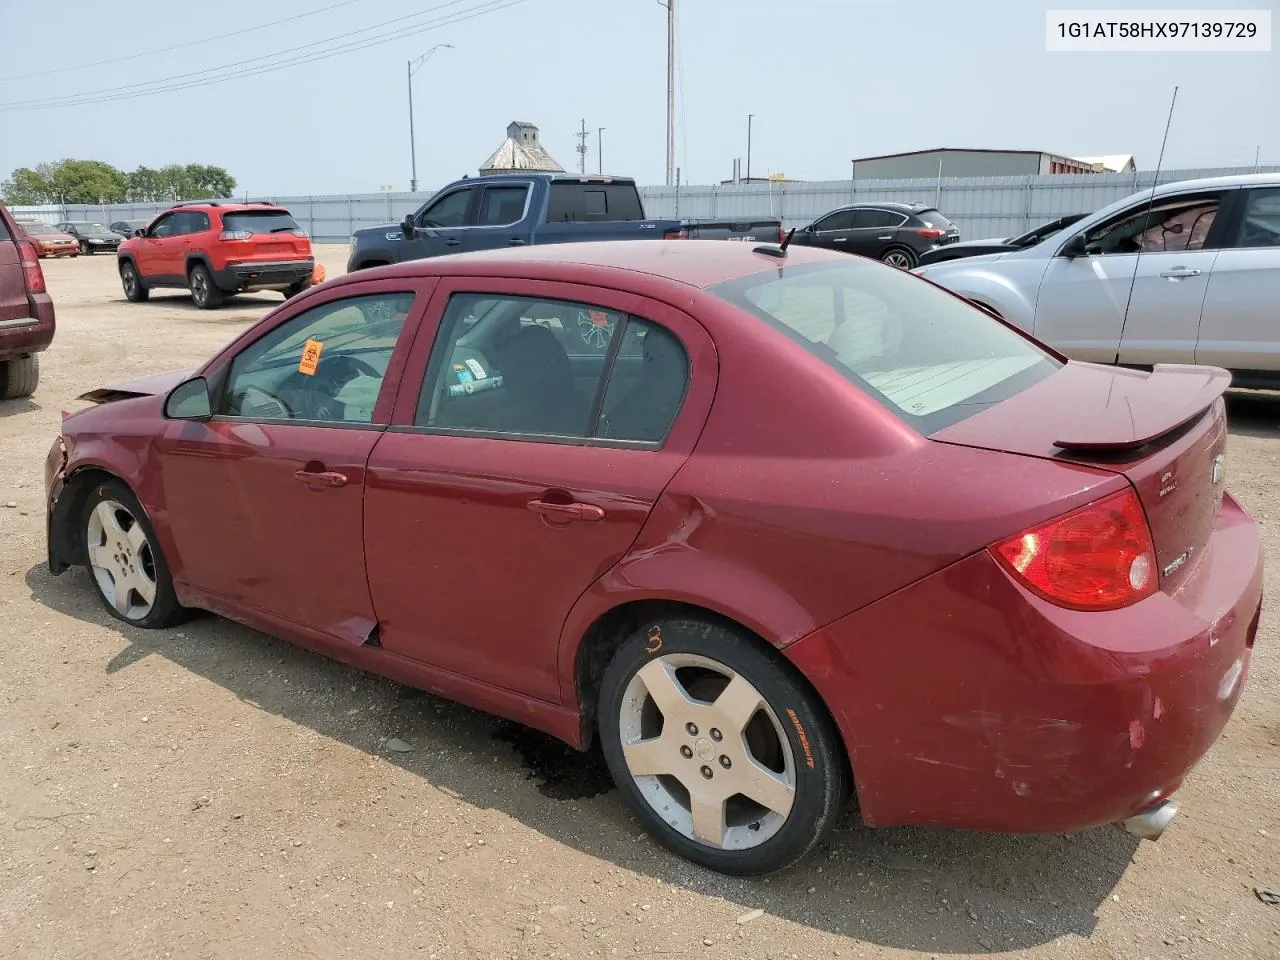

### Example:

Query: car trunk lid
xmin=220 ymin=209 xmax=311 ymax=263
xmin=932 ymin=362 xmax=1231 ymax=590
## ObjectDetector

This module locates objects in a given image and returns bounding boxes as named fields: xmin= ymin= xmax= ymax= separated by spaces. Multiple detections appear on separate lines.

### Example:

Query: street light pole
xmin=407 ymin=43 xmax=454 ymax=192
xmin=657 ymin=0 xmax=675 ymax=186
xmin=598 ymin=127 xmax=605 ymax=174
xmin=747 ymin=114 xmax=754 ymax=182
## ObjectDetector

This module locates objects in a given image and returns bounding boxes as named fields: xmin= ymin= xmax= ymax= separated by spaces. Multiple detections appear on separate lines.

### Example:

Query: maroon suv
xmin=0 ymin=203 xmax=55 ymax=399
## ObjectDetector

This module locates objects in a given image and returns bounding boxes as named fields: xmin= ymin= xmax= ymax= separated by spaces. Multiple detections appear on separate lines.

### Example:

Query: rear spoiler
xmin=1053 ymin=363 xmax=1231 ymax=451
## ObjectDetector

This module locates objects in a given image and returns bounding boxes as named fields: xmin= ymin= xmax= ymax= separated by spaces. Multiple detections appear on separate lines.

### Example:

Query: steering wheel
xmin=279 ymin=355 xmax=380 ymax=421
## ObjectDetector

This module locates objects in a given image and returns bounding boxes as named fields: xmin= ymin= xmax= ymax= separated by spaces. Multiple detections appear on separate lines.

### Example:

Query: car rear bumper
xmin=214 ymin=259 xmax=314 ymax=291
xmin=785 ymin=489 xmax=1263 ymax=834
xmin=0 ymin=293 xmax=56 ymax=360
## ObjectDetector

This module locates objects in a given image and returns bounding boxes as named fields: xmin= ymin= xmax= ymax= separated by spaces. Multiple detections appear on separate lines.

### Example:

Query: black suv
xmin=790 ymin=202 xmax=959 ymax=269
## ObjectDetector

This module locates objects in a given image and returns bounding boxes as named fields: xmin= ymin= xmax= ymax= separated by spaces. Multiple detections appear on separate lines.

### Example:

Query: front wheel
xmin=879 ymin=247 xmax=917 ymax=269
xmin=82 ymin=480 xmax=189 ymax=629
xmin=120 ymin=262 xmax=149 ymax=302
xmin=188 ymin=264 xmax=224 ymax=309
xmin=79 ymin=241 xmax=90 ymax=256
xmin=597 ymin=617 xmax=850 ymax=876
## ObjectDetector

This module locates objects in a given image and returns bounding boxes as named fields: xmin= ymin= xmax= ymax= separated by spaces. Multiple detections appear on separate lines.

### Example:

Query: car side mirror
xmin=1059 ymin=233 xmax=1088 ymax=259
xmin=133 ymin=228 xmax=146 ymax=238
xmin=400 ymin=215 xmax=417 ymax=239
xmin=164 ymin=377 xmax=213 ymax=421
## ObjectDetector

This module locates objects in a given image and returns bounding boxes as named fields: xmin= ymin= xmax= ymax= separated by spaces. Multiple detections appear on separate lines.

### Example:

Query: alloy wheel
xmin=882 ymin=250 xmax=913 ymax=269
xmin=122 ymin=266 xmax=138 ymax=297
xmin=191 ymin=270 xmax=209 ymax=306
xmin=86 ymin=500 xmax=158 ymax=621
xmin=617 ymin=653 xmax=797 ymax=850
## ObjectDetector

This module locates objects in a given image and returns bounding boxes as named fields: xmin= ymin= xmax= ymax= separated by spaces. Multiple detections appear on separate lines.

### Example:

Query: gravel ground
xmin=1 ymin=247 xmax=1277 ymax=960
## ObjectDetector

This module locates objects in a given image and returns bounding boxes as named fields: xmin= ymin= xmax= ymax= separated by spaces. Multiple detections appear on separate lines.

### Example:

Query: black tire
xmin=80 ymin=479 xmax=189 ymax=629
xmin=120 ymin=261 xmax=149 ymax=302
xmin=79 ymin=240 xmax=90 ymax=256
xmin=0 ymin=355 xmax=39 ymax=400
xmin=284 ymin=280 xmax=311 ymax=299
xmin=597 ymin=616 xmax=850 ymax=876
xmin=879 ymin=247 xmax=917 ymax=269
xmin=188 ymin=263 xmax=224 ymax=309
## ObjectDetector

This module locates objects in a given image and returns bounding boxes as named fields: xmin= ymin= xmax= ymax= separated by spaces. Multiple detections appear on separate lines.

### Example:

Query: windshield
xmin=1009 ymin=213 xmax=1088 ymax=247
xmin=221 ymin=210 xmax=301 ymax=234
xmin=21 ymin=222 xmax=58 ymax=235
xmin=709 ymin=260 xmax=1061 ymax=433
xmin=72 ymin=222 xmax=112 ymax=234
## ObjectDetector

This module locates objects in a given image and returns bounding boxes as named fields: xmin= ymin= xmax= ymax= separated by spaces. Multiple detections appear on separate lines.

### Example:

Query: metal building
xmin=851 ymin=148 xmax=1105 ymax=180
xmin=479 ymin=121 xmax=565 ymax=176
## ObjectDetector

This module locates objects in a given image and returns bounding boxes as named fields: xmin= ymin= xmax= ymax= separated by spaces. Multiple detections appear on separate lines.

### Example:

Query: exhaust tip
xmin=1121 ymin=798 xmax=1179 ymax=841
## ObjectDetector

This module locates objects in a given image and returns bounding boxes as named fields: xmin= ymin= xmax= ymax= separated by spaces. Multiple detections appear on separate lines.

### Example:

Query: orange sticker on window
xmin=298 ymin=339 xmax=324 ymax=376
xmin=589 ymin=310 xmax=610 ymax=327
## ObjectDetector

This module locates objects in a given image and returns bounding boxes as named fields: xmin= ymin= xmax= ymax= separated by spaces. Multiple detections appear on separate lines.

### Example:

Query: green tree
xmin=157 ymin=163 xmax=236 ymax=201
xmin=48 ymin=159 xmax=127 ymax=204
xmin=125 ymin=165 xmax=166 ymax=202
xmin=1 ymin=166 xmax=54 ymax=204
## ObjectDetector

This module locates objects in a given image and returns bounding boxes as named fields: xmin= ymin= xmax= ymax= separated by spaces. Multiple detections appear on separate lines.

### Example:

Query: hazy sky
xmin=1 ymin=0 xmax=1276 ymax=195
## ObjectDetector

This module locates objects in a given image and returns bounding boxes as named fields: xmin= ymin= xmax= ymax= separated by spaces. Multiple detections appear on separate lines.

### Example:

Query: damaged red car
xmin=43 ymin=239 xmax=1263 ymax=876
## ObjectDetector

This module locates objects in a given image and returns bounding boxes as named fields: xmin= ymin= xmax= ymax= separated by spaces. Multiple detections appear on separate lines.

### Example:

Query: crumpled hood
xmin=78 ymin=368 xmax=195 ymax=405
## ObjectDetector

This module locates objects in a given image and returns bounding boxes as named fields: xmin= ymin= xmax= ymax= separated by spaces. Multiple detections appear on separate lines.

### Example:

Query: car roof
xmin=831 ymin=201 xmax=932 ymax=213
xmin=1147 ymin=171 xmax=1280 ymax=196
xmin=348 ymin=239 xmax=855 ymax=291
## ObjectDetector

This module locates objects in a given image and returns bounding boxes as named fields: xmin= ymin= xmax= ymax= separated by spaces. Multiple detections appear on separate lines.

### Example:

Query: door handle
xmin=1160 ymin=267 xmax=1201 ymax=279
xmin=832 ymin=237 xmax=846 ymax=242
xmin=877 ymin=235 xmax=893 ymax=241
xmin=445 ymin=238 xmax=462 ymax=247
xmin=295 ymin=468 xmax=349 ymax=488
xmin=527 ymin=498 xmax=605 ymax=522
xmin=508 ymin=238 xmax=526 ymax=245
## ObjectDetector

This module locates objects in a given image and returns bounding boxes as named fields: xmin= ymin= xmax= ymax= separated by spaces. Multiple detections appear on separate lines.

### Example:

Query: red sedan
xmin=43 ymin=239 xmax=1263 ymax=876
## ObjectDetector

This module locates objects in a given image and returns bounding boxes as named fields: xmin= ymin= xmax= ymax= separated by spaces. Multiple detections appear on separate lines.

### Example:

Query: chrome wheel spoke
xmin=714 ymin=673 xmax=764 ymax=735
xmin=690 ymin=791 xmax=726 ymax=847
xmin=94 ymin=501 xmax=125 ymax=537
xmin=87 ymin=543 xmax=114 ymax=569
xmin=623 ymin=736 xmax=672 ymax=777
xmin=125 ymin=521 xmax=147 ymax=552
xmin=132 ymin=571 xmax=157 ymax=605
xmin=635 ymin=659 xmax=694 ymax=719
xmin=111 ymin=580 xmax=132 ymax=615
xmin=739 ymin=759 xmax=795 ymax=817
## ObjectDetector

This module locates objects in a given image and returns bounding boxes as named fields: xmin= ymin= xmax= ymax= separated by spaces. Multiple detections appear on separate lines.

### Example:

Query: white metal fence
xmin=11 ymin=165 xmax=1277 ymax=244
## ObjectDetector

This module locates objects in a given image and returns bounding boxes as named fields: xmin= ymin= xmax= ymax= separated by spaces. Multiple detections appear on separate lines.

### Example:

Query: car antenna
xmin=753 ymin=227 xmax=796 ymax=259
xmin=1115 ymin=85 xmax=1178 ymax=365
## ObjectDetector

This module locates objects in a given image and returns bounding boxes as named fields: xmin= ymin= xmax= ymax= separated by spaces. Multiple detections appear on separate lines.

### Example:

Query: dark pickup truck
xmin=347 ymin=174 xmax=685 ymax=271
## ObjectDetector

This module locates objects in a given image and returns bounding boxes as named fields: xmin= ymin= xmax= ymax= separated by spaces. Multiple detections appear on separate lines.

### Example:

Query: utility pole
xmin=747 ymin=114 xmax=754 ymax=182
xmin=598 ymin=127 xmax=606 ymax=175
xmin=658 ymin=0 xmax=675 ymax=186
xmin=407 ymin=43 xmax=454 ymax=192
xmin=576 ymin=119 xmax=589 ymax=175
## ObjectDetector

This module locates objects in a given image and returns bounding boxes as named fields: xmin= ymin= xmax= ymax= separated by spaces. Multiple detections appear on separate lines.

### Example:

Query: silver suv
xmin=913 ymin=173 xmax=1280 ymax=389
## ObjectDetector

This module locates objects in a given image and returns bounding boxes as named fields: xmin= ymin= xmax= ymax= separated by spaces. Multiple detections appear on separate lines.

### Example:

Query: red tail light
xmin=17 ymin=240 xmax=46 ymax=294
xmin=218 ymin=230 xmax=253 ymax=241
xmin=916 ymin=228 xmax=947 ymax=240
xmin=778 ymin=225 xmax=786 ymax=243
xmin=991 ymin=488 xmax=1157 ymax=611
xmin=663 ymin=227 xmax=688 ymax=239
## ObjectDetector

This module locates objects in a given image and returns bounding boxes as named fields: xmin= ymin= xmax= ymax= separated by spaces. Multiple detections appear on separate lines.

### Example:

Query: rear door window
xmin=221 ymin=210 xmax=301 ymax=235
xmin=1231 ymin=188 xmax=1280 ymax=248
xmin=709 ymin=260 xmax=1060 ymax=433
xmin=476 ymin=185 xmax=530 ymax=226
xmin=546 ymin=182 xmax=644 ymax=222
xmin=852 ymin=209 xmax=906 ymax=229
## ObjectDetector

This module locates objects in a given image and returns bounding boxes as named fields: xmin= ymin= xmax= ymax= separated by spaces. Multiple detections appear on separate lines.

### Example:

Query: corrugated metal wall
xmin=11 ymin=165 xmax=1277 ymax=243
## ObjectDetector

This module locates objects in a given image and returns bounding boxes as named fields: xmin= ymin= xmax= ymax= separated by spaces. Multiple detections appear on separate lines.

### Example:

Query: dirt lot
xmin=1 ymin=247 xmax=1278 ymax=960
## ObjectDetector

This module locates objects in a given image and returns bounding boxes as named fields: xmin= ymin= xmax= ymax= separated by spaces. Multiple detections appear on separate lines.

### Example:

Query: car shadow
xmin=0 ymin=397 xmax=40 ymax=419
xmin=1225 ymin=390 xmax=1280 ymax=439
xmin=26 ymin=562 xmax=1136 ymax=954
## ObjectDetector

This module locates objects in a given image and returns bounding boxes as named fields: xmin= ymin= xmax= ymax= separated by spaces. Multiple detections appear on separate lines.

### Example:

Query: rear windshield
xmin=546 ymin=182 xmax=644 ymax=222
xmin=709 ymin=260 xmax=1060 ymax=433
xmin=913 ymin=208 xmax=955 ymax=231
xmin=221 ymin=210 xmax=300 ymax=234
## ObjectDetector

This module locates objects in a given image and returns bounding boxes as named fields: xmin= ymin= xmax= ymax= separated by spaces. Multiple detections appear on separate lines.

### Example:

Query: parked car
xmin=916 ymin=213 xmax=1089 ymax=266
xmin=110 ymin=219 xmax=150 ymax=238
xmin=16 ymin=220 xmax=80 ymax=259
xmin=347 ymin=174 xmax=684 ymax=271
xmin=44 ymin=239 xmax=1261 ymax=875
xmin=789 ymin=202 xmax=960 ymax=268
xmin=913 ymin=173 xmax=1280 ymax=388
xmin=54 ymin=221 xmax=123 ymax=255
xmin=0 ymin=204 xmax=55 ymax=399
xmin=116 ymin=201 xmax=315 ymax=309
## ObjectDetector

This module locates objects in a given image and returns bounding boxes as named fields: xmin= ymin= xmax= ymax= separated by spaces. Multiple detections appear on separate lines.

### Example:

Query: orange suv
xmin=117 ymin=202 xmax=315 ymax=309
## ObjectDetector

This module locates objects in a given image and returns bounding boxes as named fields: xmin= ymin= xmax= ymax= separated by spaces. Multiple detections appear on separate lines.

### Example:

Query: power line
xmin=0 ymin=0 xmax=364 ymax=82
xmin=0 ymin=0 xmax=519 ymax=111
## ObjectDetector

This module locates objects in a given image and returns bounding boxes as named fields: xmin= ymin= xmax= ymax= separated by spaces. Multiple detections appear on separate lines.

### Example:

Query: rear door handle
xmin=527 ymin=498 xmax=605 ymax=522
xmin=508 ymin=238 xmax=526 ymax=245
xmin=831 ymin=237 xmax=846 ymax=242
xmin=1160 ymin=267 xmax=1201 ymax=279
xmin=445 ymin=238 xmax=462 ymax=247
xmin=295 ymin=468 xmax=349 ymax=488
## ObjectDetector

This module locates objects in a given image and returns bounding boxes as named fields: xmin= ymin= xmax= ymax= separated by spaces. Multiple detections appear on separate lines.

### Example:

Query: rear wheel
xmin=0 ymin=355 xmax=39 ymax=400
xmin=597 ymin=616 xmax=850 ymax=876
xmin=188 ymin=264 xmax=224 ymax=309
xmin=880 ymin=247 xmax=917 ymax=269
xmin=120 ymin=262 xmax=149 ymax=302
xmin=81 ymin=480 xmax=188 ymax=629
xmin=284 ymin=280 xmax=310 ymax=299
